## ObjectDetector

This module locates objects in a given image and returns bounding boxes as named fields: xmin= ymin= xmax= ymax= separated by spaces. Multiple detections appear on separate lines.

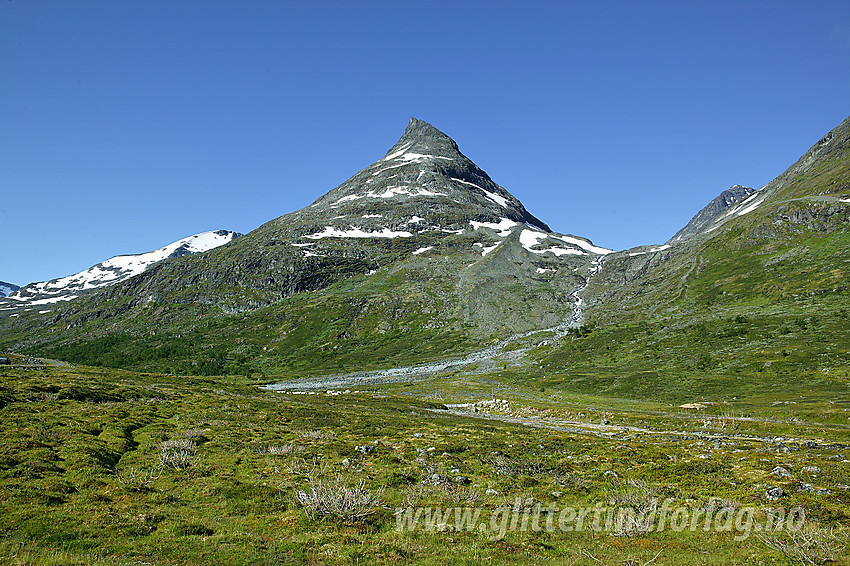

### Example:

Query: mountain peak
xmin=383 ymin=117 xmax=463 ymax=161
xmin=300 ymin=118 xmax=551 ymax=231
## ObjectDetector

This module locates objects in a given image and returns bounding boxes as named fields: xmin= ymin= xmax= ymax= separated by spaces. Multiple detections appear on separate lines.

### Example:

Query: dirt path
xmin=432 ymin=405 xmax=846 ymax=448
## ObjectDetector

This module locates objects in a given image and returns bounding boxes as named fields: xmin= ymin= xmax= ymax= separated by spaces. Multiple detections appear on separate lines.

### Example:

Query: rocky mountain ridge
xmin=583 ymin=114 xmax=850 ymax=324
xmin=667 ymin=184 xmax=758 ymax=243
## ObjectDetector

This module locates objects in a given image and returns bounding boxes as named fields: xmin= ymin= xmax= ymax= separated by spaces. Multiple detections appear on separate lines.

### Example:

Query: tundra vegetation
xmin=0 ymin=351 xmax=848 ymax=565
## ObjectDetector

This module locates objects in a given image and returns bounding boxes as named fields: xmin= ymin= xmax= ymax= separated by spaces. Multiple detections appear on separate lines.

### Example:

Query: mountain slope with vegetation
xmin=0 ymin=119 xmax=611 ymax=375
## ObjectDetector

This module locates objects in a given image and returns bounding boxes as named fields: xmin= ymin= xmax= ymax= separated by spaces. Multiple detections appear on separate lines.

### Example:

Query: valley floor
xmin=0 ymin=359 xmax=848 ymax=565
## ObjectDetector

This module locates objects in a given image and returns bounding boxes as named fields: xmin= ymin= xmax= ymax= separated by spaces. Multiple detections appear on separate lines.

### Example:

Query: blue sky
xmin=2 ymin=1 xmax=849 ymax=286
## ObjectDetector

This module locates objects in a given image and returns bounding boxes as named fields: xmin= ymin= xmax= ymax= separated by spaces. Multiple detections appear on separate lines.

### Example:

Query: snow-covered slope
xmin=2 ymin=230 xmax=240 ymax=311
xmin=0 ymin=282 xmax=20 ymax=298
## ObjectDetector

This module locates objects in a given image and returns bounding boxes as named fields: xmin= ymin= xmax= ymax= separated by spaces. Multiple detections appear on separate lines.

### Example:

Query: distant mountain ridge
xmin=668 ymin=184 xmax=758 ymax=243
xmin=1 ymin=230 xmax=240 ymax=312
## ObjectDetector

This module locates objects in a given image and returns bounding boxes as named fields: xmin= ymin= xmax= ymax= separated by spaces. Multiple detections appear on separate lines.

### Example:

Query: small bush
xmin=484 ymin=454 xmax=543 ymax=477
xmin=445 ymin=486 xmax=482 ymax=506
xmin=176 ymin=428 xmax=206 ymax=441
xmin=758 ymin=523 xmax=847 ymax=564
xmin=161 ymin=439 xmax=196 ymax=451
xmin=607 ymin=478 xmax=659 ymax=536
xmin=259 ymin=443 xmax=305 ymax=455
xmin=160 ymin=440 xmax=198 ymax=470
xmin=114 ymin=466 xmax=162 ymax=488
xmin=294 ymin=429 xmax=337 ymax=442
xmin=295 ymin=476 xmax=385 ymax=521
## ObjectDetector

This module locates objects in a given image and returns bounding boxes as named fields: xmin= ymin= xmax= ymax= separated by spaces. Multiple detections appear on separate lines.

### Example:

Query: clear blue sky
xmin=2 ymin=1 xmax=849 ymax=286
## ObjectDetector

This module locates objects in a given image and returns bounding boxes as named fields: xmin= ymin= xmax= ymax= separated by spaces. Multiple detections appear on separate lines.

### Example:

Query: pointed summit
xmin=383 ymin=117 xmax=463 ymax=161
xmin=309 ymin=117 xmax=551 ymax=232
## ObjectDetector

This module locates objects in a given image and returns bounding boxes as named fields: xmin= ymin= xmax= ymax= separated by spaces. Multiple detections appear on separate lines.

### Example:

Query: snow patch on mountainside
xmin=551 ymin=234 xmax=612 ymax=255
xmin=519 ymin=229 xmax=547 ymax=248
xmin=545 ymin=247 xmax=586 ymax=256
xmin=481 ymin=189 xmax=509 ymax=208
xmin=332 ymin=186 xmax=447 ymax=205
xmin=720 ymin=189 xmax=765 ymax=219
xmin=380 ymin=143 xmax=455 ymax=165
xmin=370 ymin=163 xmax=406 ymax=177
xmin=736 ymin=196 xmax=767 ymax=216
xmin=450 ymin=178 xmax=509 ymax=208
xmin=382 ymin=143 xmax=412 ymax=161
xmin=629 ymin=244 xmax=671 ymax=257
xmin=474 ymin=242 xmax=501 ymax=256
xmin=398 ymin=153 xmax=454 ymax=163
xmin=304 ymin=226 xmax=413 ymax=239
xmin=470 ymin=218 xmax=519 ymax=237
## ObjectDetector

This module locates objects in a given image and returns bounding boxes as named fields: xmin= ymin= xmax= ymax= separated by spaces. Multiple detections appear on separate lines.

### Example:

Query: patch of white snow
xmin=550 ymin=234 xmax=612 ymax=255
xmin=545 ymin=247 xmax=585 ymax=256
xmin=381 ymin=143 xmax=411 ymax=161
xmin=304 ymin=226 xmax=413 ymax=240
xmin=737 ymin=197 xmax=766 ymax=216
xmin=398 ymin=153 xmax=454 ymax=163
xmin=474 ymin=242 xmax=500 ymax=256
xmin=470 ymin=218 xmax=518 ymax=237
